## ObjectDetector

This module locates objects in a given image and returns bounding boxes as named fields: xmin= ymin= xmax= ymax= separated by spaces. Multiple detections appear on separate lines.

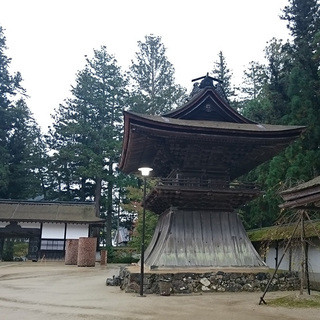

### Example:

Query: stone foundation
xmin=120 ymin=267 xmax=300 ymax=294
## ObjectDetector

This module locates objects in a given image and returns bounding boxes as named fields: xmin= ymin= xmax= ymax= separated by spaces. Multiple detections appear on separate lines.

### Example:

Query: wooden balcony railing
xmin=157 ymin=178 xmax=258 ymax=190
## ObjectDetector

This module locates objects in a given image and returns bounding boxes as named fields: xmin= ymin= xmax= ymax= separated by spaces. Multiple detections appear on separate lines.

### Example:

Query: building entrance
xmin=0 ymin=222 xmax=40 ymax=261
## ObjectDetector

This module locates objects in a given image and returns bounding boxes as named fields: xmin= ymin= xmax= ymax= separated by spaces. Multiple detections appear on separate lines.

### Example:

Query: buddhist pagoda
xmin=119 ymin=75 xmax=305 ymax=270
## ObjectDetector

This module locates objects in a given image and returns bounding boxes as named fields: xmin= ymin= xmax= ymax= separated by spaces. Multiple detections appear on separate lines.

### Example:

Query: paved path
xmin=0 ymin=261 xmax=319 ymax=320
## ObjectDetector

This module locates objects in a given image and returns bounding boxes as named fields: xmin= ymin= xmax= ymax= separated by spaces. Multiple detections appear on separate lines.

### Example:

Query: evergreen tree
xmin=212 ymin=51 xmax=236 ymax=100
xmin=0 ymin=26 xmax=45 ymax=199
xmin=6 ymin=100 xmax=46 ymax=199
xmin=263 ymin=38 xmax=292 ymax=123
xmin=241 ymin=61 xmax=266 ymax=101
xmin=129 ymin=34 xmax=186 ymax=115
xmin=279 ymin=0 xmax=320 ymax=180
xmin=240 ymin=61 xmax=270 ymax=123
xmin=241 ymin=0 xmax=320 ymax=229
xmin=48 ymin=46 xmax=127 ymax=246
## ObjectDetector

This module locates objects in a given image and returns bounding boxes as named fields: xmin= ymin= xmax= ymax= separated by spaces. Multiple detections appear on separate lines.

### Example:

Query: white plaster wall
xmin=308 ymin=239 xmax=320 ymax=273
xmin=290 ymin=246 xmax=302 ymax=272
xmin=19 ymin=222 xmax=40 ymax=229
xmin=265 ymin=240 xmax=320 ymax=273
xmin=41 ymin=223 xmax=65 ymax=239
xmin=66 ymin=224 xmax=89 ymax=239
xmin=278 ymin=247 xmax=291 ymax=270
xmin=265 ymin=247 xmax=277 ymax=268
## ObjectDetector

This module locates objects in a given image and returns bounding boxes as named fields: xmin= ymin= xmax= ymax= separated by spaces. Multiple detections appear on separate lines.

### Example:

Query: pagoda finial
xmin=192 ymin=73 xmax=222 ymax=89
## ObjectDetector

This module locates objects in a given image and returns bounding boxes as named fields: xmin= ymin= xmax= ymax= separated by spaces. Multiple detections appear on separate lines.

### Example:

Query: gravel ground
xmin=0 ymin=261 xmax=319 ymax=320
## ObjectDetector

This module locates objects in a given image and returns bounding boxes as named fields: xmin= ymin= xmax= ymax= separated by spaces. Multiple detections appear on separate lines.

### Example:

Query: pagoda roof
xmin=123 ymin=111 xmax=303 ymax=134
xmin=144 ymin=182 xmax=261 ymax=214
xmin=120 ymin=82 xmax=305 ymax=178
xmin=119 ymin=110 xmax=305 ymax=178
xmin=163 ymin=86 xmax=255 ymax=123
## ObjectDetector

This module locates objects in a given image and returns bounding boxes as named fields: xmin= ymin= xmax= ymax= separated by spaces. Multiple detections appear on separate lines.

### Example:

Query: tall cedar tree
xmin=129 ymin=34 xmax=186 ymax=115
xmin=47 ymin=46 xmax=127 ymax=246
xmin=240 ymin=0 xmax=320 ymax=229
xmin=0 ymin=26 xmax=45 ymax=199
xmin=212 ymin=51 xmax=236 ymax=101
xmin=239 ymin=61 xmax=272 ymax=125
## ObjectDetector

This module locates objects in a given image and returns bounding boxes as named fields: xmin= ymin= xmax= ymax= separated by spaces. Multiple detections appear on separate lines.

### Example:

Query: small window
xmin=41 ymin=239 xmax=64 ymax=250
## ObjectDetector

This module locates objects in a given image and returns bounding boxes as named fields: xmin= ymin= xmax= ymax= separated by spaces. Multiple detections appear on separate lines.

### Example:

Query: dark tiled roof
xmin=280 ymin=176 xmax=320 ymax=209
xmin=119 ymin=110 xmax=306 ymax=177
xmin=0 ymin=200 xmax=104 ymax=224
xmin=163 ymin=87 xmax=255 ymax=123
xmin=130 ymin=112 xmax=304 ymax=134
xmin=281 ymin=176 xmax=320 ymax=194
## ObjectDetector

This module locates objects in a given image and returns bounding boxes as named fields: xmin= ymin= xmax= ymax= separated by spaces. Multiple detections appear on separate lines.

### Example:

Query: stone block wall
xmin=119 ymin=268 xmax=300 ymax=294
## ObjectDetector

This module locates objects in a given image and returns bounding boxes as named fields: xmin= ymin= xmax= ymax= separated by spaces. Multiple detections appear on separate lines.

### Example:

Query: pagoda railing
xmin=157 ymin=178 xmax=258 ymax=190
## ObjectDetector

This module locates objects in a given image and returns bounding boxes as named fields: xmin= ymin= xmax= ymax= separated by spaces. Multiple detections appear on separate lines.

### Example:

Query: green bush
xmin=107 ymin=247 xmax=139 ymax=263
xmin=2 ymin=239 xmax=14 ymax=261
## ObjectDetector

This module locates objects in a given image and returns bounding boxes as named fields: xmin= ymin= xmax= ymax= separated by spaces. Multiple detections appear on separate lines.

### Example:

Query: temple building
xmin=119 ymin=75 xmax=305 ymax=270
xmin=0 ymin=200 xmax=104 ymax=260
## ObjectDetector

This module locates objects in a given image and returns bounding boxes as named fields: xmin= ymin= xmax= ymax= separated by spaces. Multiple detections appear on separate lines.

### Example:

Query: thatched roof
xmin=248 ymin=220 xmax=320 ymax=242
xmin=0 ymin=200 xmax=104 ymax=224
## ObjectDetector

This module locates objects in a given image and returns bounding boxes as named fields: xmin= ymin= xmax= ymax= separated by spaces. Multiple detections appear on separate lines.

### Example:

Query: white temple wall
xmin=265 ymin=247 xmax=276 ymax=268
xmin=66 ymin=224 xmax=89 ymax=239
xmin=19 ymin=222 xmax=41 ymax=229
xmin=264 ymin=239 xmax=320 ymax=274
xmin=278 ymin=247 xmax=290 ymax=270
xmin=41 ymin=223 xmax=65 ymax=239
xmin=308 ymin=239 xmax=320 ymax=274
xmin=1 ymin=222 xmax=89 ymax=240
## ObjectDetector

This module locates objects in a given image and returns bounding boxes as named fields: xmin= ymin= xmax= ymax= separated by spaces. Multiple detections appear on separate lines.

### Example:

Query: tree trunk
xmin=105 ymin=164 xmax=114 ymax=247
xmin=94 ymin=177 xmax=102 ymax=218
xmin=80 ymin=177 xmax=86 ymax=202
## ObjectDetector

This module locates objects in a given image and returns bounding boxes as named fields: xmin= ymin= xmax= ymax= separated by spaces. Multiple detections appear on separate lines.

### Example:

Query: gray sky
xmin=1 ymin=0 xmax=290 ymax=132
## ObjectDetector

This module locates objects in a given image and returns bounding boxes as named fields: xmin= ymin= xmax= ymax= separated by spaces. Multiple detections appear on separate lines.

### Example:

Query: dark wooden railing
xmin=157 ymin=178 xmax=258 ymax=190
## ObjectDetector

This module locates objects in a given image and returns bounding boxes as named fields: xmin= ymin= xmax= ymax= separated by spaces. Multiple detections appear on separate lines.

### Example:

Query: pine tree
xmin=240 ymin=0 xmax=320 ymax=229
xmin=279 ymin=0 xmax=320 ymax=176
xmin=263 ymin=38 xmax=292 ymax=123
xmin=240 ymin=61 xmax=270 ymax=123
xmin=241 ymin=61 xmax=266 ymax=100
xmin=0 ymin=26 xmax=45 ymax=199
xmin=212 ymin=51 xmax=236 ymax=100
xmin=129 ymin=34 xmax=186 ymax=115
xmin=48 ymin=46 xmax=127 ymax=246
xmin=6 ymin=99 xmax=46 ymax=199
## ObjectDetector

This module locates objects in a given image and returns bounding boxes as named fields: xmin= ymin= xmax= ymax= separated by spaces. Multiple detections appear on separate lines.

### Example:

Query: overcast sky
xmin=1 ymin=0 xmax=290 ymax=132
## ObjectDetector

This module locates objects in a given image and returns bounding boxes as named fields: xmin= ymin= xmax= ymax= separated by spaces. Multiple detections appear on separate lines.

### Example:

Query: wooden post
xmin=288 ymin=247 xmax=292 ymax=272
xmin=305 ymin=242 xmax=311 ymax=295
xmin=259 ymin=217 xmax=301 ymax=305
xmin=300 ymin=211 xmax=305 ymax=295
xmin=100 ymin=249 xmax=107 ymax=266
